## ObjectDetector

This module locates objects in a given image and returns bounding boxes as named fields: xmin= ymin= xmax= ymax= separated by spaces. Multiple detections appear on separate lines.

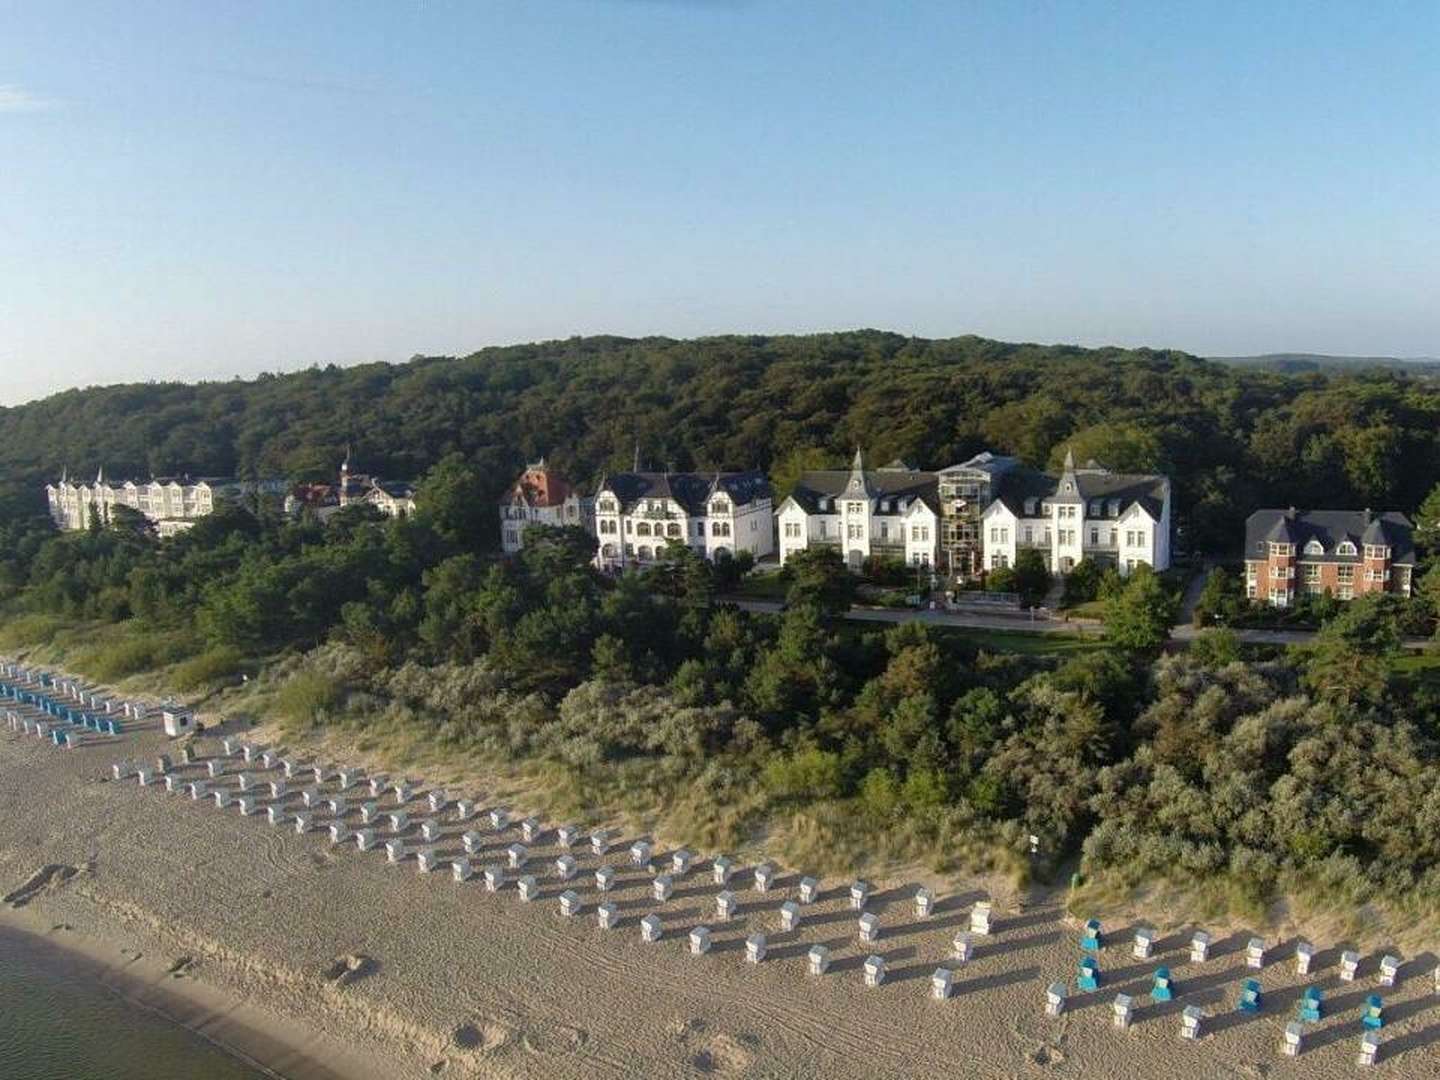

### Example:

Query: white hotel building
xmin=593 ymin=470 xmax=773 ymax=569
xmin=979 ymin=451 xmax=1171 ymax=575
xmin=46 ymin=470 xmax=280 ymax=536
xmin=775 ymin=452 xmax=940 ymax=571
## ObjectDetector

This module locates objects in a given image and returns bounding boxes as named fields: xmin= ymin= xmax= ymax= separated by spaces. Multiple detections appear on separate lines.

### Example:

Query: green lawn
xmin=933 ymin=626 xmax=1109 ymax=657
xmin=732 ymin=573 xmax=790 ymax=601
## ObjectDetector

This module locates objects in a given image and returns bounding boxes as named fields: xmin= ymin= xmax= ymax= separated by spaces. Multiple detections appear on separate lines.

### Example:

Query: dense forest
xmin=2 ymin=331 xmax=1439 ymax=934
xmin=3 ymin=331 xmax=1440 ymax=553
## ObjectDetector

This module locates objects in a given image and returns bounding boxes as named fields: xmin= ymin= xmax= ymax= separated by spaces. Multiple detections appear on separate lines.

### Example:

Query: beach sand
xmin=3 ymin=691 xmax=1439 ymax=1078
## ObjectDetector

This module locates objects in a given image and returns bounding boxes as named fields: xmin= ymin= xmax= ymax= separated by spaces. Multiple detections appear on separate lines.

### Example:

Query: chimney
xmin=1362 ymin=507 xmax=1372 ymax=525
xmin=1286 ymin=506 xmax=1296 ymax=520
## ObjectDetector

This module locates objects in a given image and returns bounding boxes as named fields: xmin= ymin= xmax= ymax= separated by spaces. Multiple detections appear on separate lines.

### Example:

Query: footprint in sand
xmin=690 ymin=1034 xmax=756 ymax=1074
xmin=520 ymin=1023 xmax=588 ymax=1055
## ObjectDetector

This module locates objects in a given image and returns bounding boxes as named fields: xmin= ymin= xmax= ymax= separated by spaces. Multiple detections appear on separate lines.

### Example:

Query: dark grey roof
xmin=600 ymin=471 xmax=769 ymax=515
xmin=1244 ymin=509 xmax=1415 ymax=565
xmin=789 ymin=470 xmax=938 ymax=517
xmin=987 ymin=466 xmax=1166 ymax=519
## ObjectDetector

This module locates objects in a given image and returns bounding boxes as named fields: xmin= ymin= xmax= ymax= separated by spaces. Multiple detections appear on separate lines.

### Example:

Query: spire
xmin=96 ymin=465 xmax=104 ymax=485
xmin=341 ymin=443 xmax=352 ymax=473
xmin=846 ymin=447 xmax=875 ymax=498
xmin=1063 ymin=447 xmax=1075 ymax=472
xmin=633 ymin=442 xmax=641 ymax=472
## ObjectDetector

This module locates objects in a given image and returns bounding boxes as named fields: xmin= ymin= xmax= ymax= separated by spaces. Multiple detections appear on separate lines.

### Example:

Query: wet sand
xmin=3 ymin=681 xmax=1439 ymax=1078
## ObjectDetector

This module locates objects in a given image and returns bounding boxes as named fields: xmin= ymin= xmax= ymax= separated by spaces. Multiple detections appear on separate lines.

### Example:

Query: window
xmin=625 ymin=519 xmax=633 ymax=534
xmin=1336 ymin=565 xmax=1354 ymax=584
xmin=636 ymin=522 xmax=651 ymax=537
xmin=847 ymin=524 xmax=861 ymax=540
xmin=1303 ymin=564 xmax=1320 ymax=582
xmin=879 ymin=522 xmax=889 ymax=540
xmin=1000 ymin=528 xmax=1010 ymax=543
xmin=1336 ymin=541 xmax=1356 ymax=556
xmin=1135 ymin=530 xmax=1146 ymax=548
xmin=847 ymin=502 xmax=864 ymax=514
xmin=1339 ymin=586 xmax=1354 ymax=600
xmin=989 ymin=527 xmax=998 ymax=543
xmin=1269 ymin=542 xmax=1294 ymax=556
xmin=1023 ymin=526 xmax=1033 ymax=544
xmin=1364 ymin=544 xmax=1388 ymax=559
xmin=784 ymin=522 xmax=801 ymax=539
xmin=668 ymin=523 xmax=682 ymax=538
xmin=1089 ymin=528 xmax=1098 ymax=545
xmin=504 ymin=530 xmax=517 ymax=546
xmin=1304 ymin=539 xmax=1325 ymax=556
xmin=1126 ymin=531 xmax=1135 ymax=547
xmin=1089 ymin=500 xmax=1101 ymax=516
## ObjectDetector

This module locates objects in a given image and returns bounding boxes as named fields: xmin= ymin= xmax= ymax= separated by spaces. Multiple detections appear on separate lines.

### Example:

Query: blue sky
xmin=2 ymin=1 xmax=1437 ymax=405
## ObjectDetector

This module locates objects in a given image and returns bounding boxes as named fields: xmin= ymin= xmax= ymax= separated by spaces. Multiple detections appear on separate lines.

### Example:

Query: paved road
xmin=728 ymin=596 xmax=1436 ymax=651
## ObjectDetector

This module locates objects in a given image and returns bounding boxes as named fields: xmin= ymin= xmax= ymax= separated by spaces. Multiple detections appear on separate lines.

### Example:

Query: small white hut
xmin=1133 ymin=928 xmax=1155 ymax=959
xmin=267 ymin=806 xmax=287 ymax=827
xmin=462 ymin=830 xmax=483 ymax=855
xmin=808 ymin=945 xmax=830 ymax=976
xmin=690 ymin=926 xmax=712 ymax=955
xmin=489 ymin=807 xmax=510 ymax=830
xmin=630 ymin=840 xmax=652 ymax=867
xmin=559 ymin=889 xmax=582 ymax=917
xmin=1340 ymin=950 xmax=1360 ymax=981
xmin=1180 ymin=1006 xmax=1203 ymax=1040
xmin=428 ymin=790 xmax=448 ymax=814
xmin=1190 ymin=931 xmax=1210 ymax=962
xmin=555 ymin=854 xmax=578 ymax=880
xmin=858 ymin=912 xmax=880 ymax=944
xmin=506 ymin=843 xmax=528 ymax=869
xmin=329 ymin=822 xmax=350 ymax=845
xmin=716 ymin=890 xmax=737 ymax=921
xmin=237 ymin=796 xmax=258 ymax=816
xmin=914 ymin=887 xmax=934 ymax=919
xmin=294 ymin=811 xmax=313 ymax=833
xmin=1295 ymin=941 xmax=1315 ymax=974
xmin=1045 ymin=982 xmax=1067 ymax=1016
xmin=452 ymin=858 xmax=473 ymax=882
xmin=360 ymin=801 xmax=380 ymax=825
xmin=931 ymin=968 xmax=953 ymax=1000
xmin=420 ymin=819 xmax=442 ymax=843
xmin=1245 ymin=938 xmax=1265 ymax=969
xmin=849 ymin=880 xmax=870 ymax=910
xmin=780 ymin=901 xmax=801 ymax=932
xmin=746 ymin=934 xmax=767 ymax=964
xmin=517 ymin=874 xmax=539 ymax=901
xmin=653 ymin=874 xmax=674 ymax=902
xmin=355 ymin=828 xmax=377 ymax=851
xmin=1379 ymin=955 xmax=1401 ymax=986
xmin=416 ymin=848 xmax=438 ymax=873
xmin=1113 ymin=993 xmax=1134 ymax=1028
xmin=863 ymin=955 xmax=886 ymax=988
xmin=389 ymin=811 xmax=409 ymax=833
xmin=386 ymin=839 xmax=406 ymax=863
xmin=671 ymin=849 xmax=692 ymax=877
xmin=712 ymin=855 xmax=734 ymax=885
xmin=640 ymin=914 xmax=663 ymax=943
xmin=556 ymin=824 xmax=579 ymax=848
xmin=970 ymin=901 xmax=994 ymax=935
xmin=953 ymin=932 xmax=974 ymax=964
xmin=483 ymin=866 xmax=506 ymax=892
xmin=754 ymin=863 xmax=775 ymax=892
xmin=597 ymin=902 xmax=619 ymax=930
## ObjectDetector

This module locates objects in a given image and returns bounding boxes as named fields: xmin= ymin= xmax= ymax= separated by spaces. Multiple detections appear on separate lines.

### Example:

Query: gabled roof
xmin=1244 ymin=509 xmax=1415 ymax=565
xmin=597 ymin=471 xmax=770 ymax=515
xmin=789 ymin=467 xmax=938 ymax=516
xmin=987 ymin=464 xmax=1167 ymax=520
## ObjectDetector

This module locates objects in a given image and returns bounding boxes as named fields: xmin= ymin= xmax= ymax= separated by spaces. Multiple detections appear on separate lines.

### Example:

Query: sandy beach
xmin=3 ymin=676 xmax=1439 ymax=1079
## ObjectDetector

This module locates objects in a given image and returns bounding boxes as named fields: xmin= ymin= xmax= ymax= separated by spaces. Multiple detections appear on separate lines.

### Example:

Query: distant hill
xmin=1212 ymin=352 xmax=1440 ymax=376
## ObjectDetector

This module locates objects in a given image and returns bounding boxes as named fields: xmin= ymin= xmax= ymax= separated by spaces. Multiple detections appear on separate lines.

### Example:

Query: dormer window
xmin=1336 ymin=541 xmax=1357 ymax=557
xmin=1303 ymin=539 xmax=1325 ymax=556
xmin=1108 ymin=499 xmax=1120 ymax=517
xmin=1024 ymin=498 xmax=1036 ymax=515
xmin=880 ymin=499 xmax=890 ymax=512
xmin=1089 ymin=500 xmax=1101 ymax=516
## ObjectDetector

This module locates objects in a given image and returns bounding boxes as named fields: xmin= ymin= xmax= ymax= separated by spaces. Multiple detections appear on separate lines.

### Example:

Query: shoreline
xmin=5 ymin=659 xmax=1440 ymax=1078
xmin=0 ymin=905 xmax=376 ymax=1080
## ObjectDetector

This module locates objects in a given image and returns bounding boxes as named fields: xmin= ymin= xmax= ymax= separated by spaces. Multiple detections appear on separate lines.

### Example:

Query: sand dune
xmin=2 ymin=678 xmax=1439 ymax=1078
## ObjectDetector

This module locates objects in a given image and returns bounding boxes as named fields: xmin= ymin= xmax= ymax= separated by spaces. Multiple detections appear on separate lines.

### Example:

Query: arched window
xmin=667 ymin=522 xmax=681 ymax=537
xmin=601 ymin=543 xmax=618 ymax=558
xmin=636 ymin=522 xmax=651 ymax=537
xmin=1303 ymin=539 xmax=1325 ymax=556
xmin=637 ymin=545 xmax=653 ymax=561
xmin=1336 ymin=540 xmax=1357 ymax=556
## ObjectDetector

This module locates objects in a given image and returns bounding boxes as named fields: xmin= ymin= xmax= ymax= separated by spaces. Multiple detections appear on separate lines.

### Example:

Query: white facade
xmin=775 ymin=452 xmax=939 ymax=571
xmin=500 ymin=460 xmax=594 ymax=554
xmin=45 ymin=471 xmax=276 ymax=533
xmin=979 ymin=453 xmax=1171 ymax=575
xmin=593 ymin=471 xmax=773 ymax=570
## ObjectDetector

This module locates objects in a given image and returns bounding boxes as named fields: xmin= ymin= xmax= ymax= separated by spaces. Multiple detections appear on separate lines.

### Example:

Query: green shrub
xmin=274 ymin=670 xmax=341 ymax=729
xmin=171 ymin=646 xmax=244 ymax=691
xmin=0 ymin=613 xmax=68 ymax=649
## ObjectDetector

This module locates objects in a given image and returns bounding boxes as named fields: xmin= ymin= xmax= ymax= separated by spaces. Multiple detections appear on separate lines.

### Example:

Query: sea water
xmin=0 ymin=927 xmax=266 ymax=1080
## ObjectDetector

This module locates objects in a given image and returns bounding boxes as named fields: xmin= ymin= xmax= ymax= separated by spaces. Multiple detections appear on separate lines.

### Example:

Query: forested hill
xmin=3 ymin=330 xmax=1439 ymax=553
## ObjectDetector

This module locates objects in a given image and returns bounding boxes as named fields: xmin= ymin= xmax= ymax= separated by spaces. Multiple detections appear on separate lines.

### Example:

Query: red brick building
xmin=1244 ymin=508 xmax=1416 ymax=606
